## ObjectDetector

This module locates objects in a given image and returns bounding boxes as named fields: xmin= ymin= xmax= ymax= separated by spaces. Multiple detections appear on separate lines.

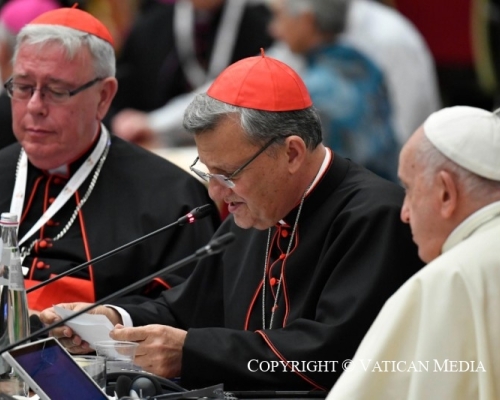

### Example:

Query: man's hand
xmin=111 ymin=109 xmax=154 ymax=143
xmin=110 ymin=324 xmax=186 ymax=378
xmin=39 ymin=303 xmax=123 ymax=354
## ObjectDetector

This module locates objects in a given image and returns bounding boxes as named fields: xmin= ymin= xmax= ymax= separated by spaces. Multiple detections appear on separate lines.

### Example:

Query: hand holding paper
xmin=54 ymin=305 xmax=114 ymax=348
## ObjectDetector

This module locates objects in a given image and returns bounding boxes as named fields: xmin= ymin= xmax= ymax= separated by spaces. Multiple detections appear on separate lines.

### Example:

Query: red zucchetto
xmin=28 ymin=4 xmax=114 ymax=46
xmin=207 ymin=48 xmax=312 ymax=112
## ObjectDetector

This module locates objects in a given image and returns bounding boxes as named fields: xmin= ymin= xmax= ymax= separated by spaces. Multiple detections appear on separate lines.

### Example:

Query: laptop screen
xmin=5 ymin=338 xmax=108 ymax=400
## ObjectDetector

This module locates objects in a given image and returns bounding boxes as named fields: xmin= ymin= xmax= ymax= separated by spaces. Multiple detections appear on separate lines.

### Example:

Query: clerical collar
xmin=278 ymin=148 xmax=332 ymax=226
xmin=45 ymin=130 xmax=101 ymax=177
xmin=47 ymin=164 xmax=69 ymax=176
xmin=442 ymin=200 xmax=500 ymax=253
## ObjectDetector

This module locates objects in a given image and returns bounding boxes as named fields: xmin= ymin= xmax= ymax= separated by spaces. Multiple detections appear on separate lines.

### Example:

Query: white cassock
xmin=328 ymin=201 xmax=500 ymax=400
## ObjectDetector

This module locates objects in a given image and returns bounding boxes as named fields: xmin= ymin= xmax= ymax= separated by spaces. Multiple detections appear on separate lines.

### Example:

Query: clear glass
xmin=73 ymin=355 xmax=107 ymax=390
xmin=94 ymin=341 xmax=139 ymax=373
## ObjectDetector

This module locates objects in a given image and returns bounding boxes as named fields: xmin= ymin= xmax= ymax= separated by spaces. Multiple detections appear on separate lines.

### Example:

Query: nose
xmin=400 ymin=199 xmax=410 ymax=224
xmin=26 ymin=88 xmax=48 ymax=114
xmin=207 ymin=179 xmax=232 ymax=202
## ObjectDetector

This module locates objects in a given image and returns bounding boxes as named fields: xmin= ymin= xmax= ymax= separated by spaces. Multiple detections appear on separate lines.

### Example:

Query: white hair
xmin=416 ymin=133 xmax=500 ymax=201
xmin=14 ymin=24 xmax=115 ymax=77
xmin=283 ymin=0 xmax=351 ymax=35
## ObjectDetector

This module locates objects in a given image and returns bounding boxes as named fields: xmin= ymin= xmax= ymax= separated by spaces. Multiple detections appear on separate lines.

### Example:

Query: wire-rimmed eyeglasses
xmin=190 ymin=135 xmax=290 ymax=188
xmin=4 ymin=77 xmax=104 ymax=104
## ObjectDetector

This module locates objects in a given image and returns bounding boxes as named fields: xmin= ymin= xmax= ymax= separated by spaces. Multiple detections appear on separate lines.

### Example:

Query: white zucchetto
xmin=424 ymin=106 xmax=500 ymax=181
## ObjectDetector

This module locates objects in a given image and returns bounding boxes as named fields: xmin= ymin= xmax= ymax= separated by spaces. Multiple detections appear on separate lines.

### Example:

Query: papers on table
xmin=54 ymin=306 xmax=114 ymax=348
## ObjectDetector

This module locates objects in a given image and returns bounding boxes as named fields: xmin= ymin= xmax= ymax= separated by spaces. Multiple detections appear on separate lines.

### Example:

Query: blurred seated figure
xmin=0 ymin=0 xmax=61 ymax=150
xmin=109 ymin=0 xmax=274 ymax=146
xmin=269 ymin=0 xmax=399 ymax=182
xmin=342 ymin=0 xmax=440 ymax=145
xmin=116 ymin=0 xmax=439 ymax=158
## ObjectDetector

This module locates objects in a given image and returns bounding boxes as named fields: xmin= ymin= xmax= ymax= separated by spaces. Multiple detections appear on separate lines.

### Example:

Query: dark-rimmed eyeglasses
xmin=190 ymin=136 xmax=290 ymax=188
xmin=4 ymin=77 xmax=104 ymax=104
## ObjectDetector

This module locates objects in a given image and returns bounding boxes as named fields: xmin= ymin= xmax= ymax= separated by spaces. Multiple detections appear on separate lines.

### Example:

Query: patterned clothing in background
xmin=304 ymin=43 xmax=399 ymax=182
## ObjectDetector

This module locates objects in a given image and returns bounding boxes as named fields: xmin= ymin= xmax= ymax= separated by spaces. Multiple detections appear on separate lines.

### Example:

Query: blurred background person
xmin=118 ymin=0 xmax=440 ymax=170
xmin=269 ymin=0 xmax=400 ymax=182
xmin=270 ymin=0 xmax=441 ymax=149
xmin=109 ymin=0 xmax=274 ymax=146
xmin=340 ymin=0 xmax=441 ymax=146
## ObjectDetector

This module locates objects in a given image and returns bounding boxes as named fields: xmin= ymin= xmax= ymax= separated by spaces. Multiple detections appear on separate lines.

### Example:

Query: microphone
xmin=0 ymin=232 xmax=236 ymax=355
xmin=195 ymin=233 xmax=237 ymax=257
xmin=26 ymin=204 xmax=214 ymax=294
xmin=115 ymin=375 xmax=133 ymax=398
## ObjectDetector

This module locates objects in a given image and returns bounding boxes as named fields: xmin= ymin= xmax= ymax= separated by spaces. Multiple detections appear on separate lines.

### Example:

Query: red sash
xmin=25 ymin=276 xmax=95 ymax=312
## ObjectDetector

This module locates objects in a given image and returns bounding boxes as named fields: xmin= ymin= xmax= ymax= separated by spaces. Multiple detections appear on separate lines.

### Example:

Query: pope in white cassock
xmin=327 ymin=106 xmax=500 ymax=400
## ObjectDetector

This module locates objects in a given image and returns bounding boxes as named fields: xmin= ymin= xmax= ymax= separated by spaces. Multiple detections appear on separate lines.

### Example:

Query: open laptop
xmin=1 ymin=337 xmax=108 ymax=400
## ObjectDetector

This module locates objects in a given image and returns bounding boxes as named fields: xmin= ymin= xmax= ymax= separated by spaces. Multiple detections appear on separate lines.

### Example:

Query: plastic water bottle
xmin=0 ymin=212 xmax=30 ymax=375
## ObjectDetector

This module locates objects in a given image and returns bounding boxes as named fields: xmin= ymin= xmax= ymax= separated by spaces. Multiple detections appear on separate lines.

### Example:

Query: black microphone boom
xmin=1 ymin=232 xmax=236 ymax=355
xmin=26 ymin=204 xmax=214 ymax=294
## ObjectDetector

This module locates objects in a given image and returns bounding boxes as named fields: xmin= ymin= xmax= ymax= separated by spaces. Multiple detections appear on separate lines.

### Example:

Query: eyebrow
xmin=198 ymin=158 xmax=242 ymax=175
xmin=11 ymin=74 xmax=72 ymax=86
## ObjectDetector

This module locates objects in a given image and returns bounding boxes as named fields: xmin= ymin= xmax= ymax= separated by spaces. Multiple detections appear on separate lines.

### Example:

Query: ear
xmin=284 ymin=135 xmax=307 ymax=174
xmin=96 ymin=77 xmax=118 ymax=120
xmin=437 ymin=170 xmax=458 ymax=219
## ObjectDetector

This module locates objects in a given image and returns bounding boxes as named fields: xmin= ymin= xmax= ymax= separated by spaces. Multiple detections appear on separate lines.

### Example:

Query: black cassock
xmin=0 ymin=133 xmax=220 ymax=310
xmin=120 ymin=155 xmax=424 ymax=391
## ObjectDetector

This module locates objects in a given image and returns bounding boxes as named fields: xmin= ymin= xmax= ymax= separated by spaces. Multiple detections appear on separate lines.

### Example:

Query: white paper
xmin=54 ymin=306 xmax=114 ymax=348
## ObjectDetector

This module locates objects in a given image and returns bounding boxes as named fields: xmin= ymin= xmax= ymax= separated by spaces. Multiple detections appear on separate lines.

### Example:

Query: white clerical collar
xmin=48 ymin=164 xmax=69 ymax=176
xmin=278 ymin=148 xmax=331 ymax=225
xmin=442 ymin=200 xmax=500 ymax=253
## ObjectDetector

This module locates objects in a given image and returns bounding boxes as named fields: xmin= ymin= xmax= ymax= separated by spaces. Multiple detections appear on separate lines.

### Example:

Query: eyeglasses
xmin=4 ymin=77 xmax=103 ymax=104
xmin=190 ymin=136 xmax=289 ymax=188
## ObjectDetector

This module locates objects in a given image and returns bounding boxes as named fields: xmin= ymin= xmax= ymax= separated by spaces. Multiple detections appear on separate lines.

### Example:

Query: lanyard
xmin=10 ymin=127 xmax=110 ymax=247
xmin=174 ymin=0 xmax=246 ymax=88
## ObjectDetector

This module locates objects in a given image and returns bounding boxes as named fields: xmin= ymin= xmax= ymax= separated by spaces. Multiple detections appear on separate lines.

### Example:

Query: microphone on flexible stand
xmin=1 ymin=232 xmax=236 ymax=355
xmin=26 ymin=204 xmax=214 ymax=294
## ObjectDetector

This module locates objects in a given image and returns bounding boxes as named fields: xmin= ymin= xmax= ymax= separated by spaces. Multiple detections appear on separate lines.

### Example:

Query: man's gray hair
xmin=14 ymin=24 xmax=115 ymax=77
xmin=284 ymin=0 xmax=351 ymax=35
xmin=183 ymin=93 xmax=323 ymax=150
xmin=417 ymin=134 xmax=500 ymax=201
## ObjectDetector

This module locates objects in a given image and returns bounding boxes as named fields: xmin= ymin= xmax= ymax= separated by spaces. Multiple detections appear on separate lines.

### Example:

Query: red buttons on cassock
xmin=279 ymin=254 xmax=286 ymax=260
xmin=39 ymin=240 xmax=48 ymax=248
xmin=48 ymin=197 xmax=56 ymax=204
xmin=281 ymin=230 xmax=289 ymax=238
xmin=53 ymin=178 xmax=62 ymax=185
xmin=36 ymin=261 xmax=45 ymax=269
xmin=270 ymin=277 xmax=277 ymax=286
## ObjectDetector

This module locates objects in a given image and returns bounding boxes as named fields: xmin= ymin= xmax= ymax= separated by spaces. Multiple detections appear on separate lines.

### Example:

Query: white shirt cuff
xmin=105 ymin=305 xmax=133 ymax=327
